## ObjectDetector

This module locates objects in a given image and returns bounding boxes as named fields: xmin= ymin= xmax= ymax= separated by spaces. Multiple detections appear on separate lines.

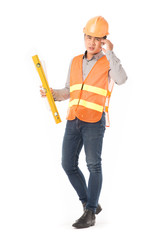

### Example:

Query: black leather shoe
xmin=82 ymin=202 xmax=102 ymax=215
xmin=72 ymin=209 xmax=95 ymax=228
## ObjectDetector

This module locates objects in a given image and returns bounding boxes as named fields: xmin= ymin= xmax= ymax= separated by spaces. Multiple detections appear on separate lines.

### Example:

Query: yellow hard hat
xmin=83 ymin=16 xmax=109 ymax=38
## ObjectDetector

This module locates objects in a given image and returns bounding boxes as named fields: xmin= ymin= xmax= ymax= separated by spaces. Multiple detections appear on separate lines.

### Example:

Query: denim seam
xmin=73 ymin=137 xmax=88 ymax=201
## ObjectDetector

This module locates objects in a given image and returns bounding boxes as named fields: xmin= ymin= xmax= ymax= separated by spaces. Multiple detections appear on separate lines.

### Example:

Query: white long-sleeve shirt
xmin=52 ymin=50 xmax=128 ymax=101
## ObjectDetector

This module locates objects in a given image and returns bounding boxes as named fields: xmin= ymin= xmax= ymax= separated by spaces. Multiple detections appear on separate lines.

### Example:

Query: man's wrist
xmin=106 ymin=50 xmax=113 ymax=56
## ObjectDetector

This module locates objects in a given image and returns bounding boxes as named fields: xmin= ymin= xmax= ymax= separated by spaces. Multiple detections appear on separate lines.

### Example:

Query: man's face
xmin=84 ymin=34 xmax=103 ymax=55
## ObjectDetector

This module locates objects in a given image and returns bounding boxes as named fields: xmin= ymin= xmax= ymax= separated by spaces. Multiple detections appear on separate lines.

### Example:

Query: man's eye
xmin=96 ymin=38 xmax=100 ymax=41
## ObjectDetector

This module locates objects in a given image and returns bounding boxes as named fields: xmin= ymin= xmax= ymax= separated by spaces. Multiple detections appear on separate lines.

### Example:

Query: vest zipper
xmin=75 ymin=83 xmax=84 ymax=111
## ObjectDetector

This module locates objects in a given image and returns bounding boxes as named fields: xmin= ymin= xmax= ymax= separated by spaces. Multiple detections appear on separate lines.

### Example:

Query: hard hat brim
xmin=83 ymin=27 xmax=109 ymax=38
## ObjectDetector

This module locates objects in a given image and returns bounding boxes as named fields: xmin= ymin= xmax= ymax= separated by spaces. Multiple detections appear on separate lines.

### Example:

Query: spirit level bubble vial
xmin=32 ymin=55 xmax=61 ymax=124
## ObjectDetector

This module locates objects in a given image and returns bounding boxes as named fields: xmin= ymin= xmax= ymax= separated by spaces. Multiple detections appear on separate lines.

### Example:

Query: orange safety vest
xmin=66 ymin=54 xmax=114 ymax=126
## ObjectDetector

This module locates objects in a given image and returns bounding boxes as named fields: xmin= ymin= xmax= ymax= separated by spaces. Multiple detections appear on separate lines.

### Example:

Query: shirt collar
xmin=83 ymin=50 xmax=104 ymax=61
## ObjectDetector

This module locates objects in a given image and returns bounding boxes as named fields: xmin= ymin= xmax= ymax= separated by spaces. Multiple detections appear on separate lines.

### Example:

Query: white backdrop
xmin=0 ymin=0 xmax=160 ymax=239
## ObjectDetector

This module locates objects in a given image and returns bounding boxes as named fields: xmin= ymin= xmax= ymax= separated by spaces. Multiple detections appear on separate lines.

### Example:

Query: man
xmin=40 ymin=16 xmax=127 ymax=228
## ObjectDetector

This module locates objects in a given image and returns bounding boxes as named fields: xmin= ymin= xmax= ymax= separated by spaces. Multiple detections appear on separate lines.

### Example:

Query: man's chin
xmin=87 ymin=49 xmax=101 ymax=55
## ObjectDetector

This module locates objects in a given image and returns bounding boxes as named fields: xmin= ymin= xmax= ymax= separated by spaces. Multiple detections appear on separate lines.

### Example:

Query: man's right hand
xmin=40 ymin=85 xmax=54 ymax=97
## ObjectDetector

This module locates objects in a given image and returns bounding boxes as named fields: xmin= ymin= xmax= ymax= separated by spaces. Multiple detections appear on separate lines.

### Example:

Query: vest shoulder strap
xmin=72 ymin=54 xmax=84 ymax=61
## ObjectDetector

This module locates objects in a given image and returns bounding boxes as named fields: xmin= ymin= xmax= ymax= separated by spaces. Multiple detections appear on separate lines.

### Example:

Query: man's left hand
xmin=101 ymin=39 xmax=113 ymax=53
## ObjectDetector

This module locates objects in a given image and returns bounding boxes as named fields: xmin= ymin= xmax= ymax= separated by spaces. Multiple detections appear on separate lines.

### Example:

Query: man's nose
xmin=91 ymin=38 xmax=96 ymax=44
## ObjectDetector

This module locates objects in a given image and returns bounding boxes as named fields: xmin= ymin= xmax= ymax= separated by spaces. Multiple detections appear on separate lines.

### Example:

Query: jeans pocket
xmin=100 ymin=112 xmax=106 ymax=129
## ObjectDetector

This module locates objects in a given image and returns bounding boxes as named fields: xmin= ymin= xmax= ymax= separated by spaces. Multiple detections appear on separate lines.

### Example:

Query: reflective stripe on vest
xmin=69 ymin=99 xmax=104 ymax=112
xmin=70 ymin=84 xmax=108 ymax=97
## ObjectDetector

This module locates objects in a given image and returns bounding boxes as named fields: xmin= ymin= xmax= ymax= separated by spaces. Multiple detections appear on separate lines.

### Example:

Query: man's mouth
xmin=88 ymin=47 xmax=95 ymax=51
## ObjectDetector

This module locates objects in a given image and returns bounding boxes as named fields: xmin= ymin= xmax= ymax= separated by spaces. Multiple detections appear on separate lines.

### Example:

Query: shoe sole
xmin=72 ymin=220 xmax=95 ymax=229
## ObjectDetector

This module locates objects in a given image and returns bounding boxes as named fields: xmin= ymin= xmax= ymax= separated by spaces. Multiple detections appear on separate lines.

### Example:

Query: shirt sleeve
xmin=106 ymin=50 xmax=128 ymax=85
xmin=52 ymin=59 xmax=72 ymax=101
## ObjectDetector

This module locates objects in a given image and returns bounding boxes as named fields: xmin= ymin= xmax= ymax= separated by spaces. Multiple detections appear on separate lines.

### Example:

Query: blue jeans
xmin=62 ymin=112 xmax=106 ymax=213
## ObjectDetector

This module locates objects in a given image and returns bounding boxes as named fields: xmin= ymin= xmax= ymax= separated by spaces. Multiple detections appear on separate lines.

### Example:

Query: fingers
xmin=101 ymin=39 xmax=113 ymax=51
xmin=50 ymin=88 xmax=53 ymax=93
xmin=101 ymin=39 xmax=112 ymax=45
xmin=101 ymin=39 xmax=108 ymax=44
xmin=39 ymin=86 xmax=54 ymax=97
xmin=40 ymin=89 xmax=46 ymax=97
xmin=40 ymin=85 xmax=46 ymax=97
